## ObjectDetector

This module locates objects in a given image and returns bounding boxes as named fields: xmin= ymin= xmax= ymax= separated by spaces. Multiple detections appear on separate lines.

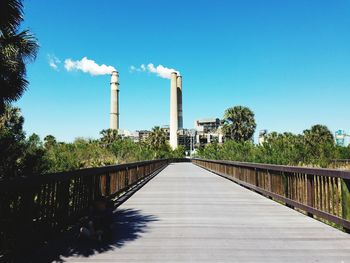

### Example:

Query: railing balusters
xmin=192 ymin=158 xmax=350 ymax=231
xmin=341 ymin=179 xmax=350 ymax=232
xmin=0 ymin=159 xmax=170 ymax=258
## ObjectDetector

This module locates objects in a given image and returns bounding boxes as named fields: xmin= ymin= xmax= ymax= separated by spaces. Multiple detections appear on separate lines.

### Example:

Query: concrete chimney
xmin=110 ymin=71 xmax=119 ymax=130
xmin=170 ymin=72 xmax=178 ymax=149
xmin=177 ymin=76 xmax=183 ymax=129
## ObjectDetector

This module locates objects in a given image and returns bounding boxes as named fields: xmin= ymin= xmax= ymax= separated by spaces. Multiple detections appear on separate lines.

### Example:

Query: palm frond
xmin=0 ymin=0 xmax=23 ymax=33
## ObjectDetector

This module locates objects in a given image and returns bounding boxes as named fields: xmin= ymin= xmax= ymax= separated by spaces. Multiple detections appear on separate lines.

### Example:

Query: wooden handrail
xmin=192 ymin=158 xmax=350 ymax=232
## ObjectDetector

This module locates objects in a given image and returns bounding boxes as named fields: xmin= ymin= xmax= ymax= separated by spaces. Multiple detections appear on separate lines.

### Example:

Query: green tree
xmin=0 ymin=0 xmax=39 ymax=113
xmin=172 ymin=145 xmax=186 ymax=158
xmin=44 ymin=134 xmax=57 ymax=148
xmin=0 ymin=106 xmax=25 ymax=178
xmin=302 ymin=124 xmax=335 ymax=166
xmin=303 ymin=124 xmax=334 ymax=146
xmin=257 ymin=132 xmax=304 ymax=165
xmin=110 ymin=138 xmax=146 ymax=163
xmin=21 ymin=133 xmax=48 ymax=175
xmin=147 ymin=126 xmax=168 ymax=150
xmin=222 ymin=106 xmax=256 ymax=142
xmin=0 ymin=106 xmax=47 ymax=178
xmin=100 ymin=129 xmax=119 ymax=146
xmin=45 ymin=138 xmax=117 ymax=172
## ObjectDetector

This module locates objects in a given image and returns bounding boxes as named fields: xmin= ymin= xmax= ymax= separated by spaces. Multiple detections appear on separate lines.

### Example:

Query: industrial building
xmin=107 ymin=70 xmax=223 ymax=151
xmin=193 ymin=118 xmax=223 ymax=147
xmin=118 ymin=129 xmax=139 ymax=142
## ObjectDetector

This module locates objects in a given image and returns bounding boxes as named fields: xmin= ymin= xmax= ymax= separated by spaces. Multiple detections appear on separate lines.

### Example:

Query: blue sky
xmin=17 ymin=0 xmax=350 ymax=142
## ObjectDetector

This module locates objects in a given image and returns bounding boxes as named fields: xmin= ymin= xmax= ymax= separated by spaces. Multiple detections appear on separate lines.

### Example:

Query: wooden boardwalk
xmin=59 ymin=163 xmax=350 ymax=262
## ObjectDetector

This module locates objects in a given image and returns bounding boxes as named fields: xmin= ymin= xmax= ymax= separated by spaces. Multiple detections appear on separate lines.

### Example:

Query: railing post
xmin=341 ymin=178 xmax=350 ymax=233
xmin=125 ymin=167 xmax=129 ymax=188
xmin=307 ymin=174 xmax=315 ymax=217
xmin=57 ymin=180 xmax=70 ymax=230
xmin=285 ymin=172 xmax=294 ymax=209
xmin=105 ymin=173 xmax=111 ymax=196
xmin=267 ymin=170 xmax=272 ymax=199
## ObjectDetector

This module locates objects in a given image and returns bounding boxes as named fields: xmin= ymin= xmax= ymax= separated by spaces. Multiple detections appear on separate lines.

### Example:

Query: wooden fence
xmin=0 ymin=159 xmax=169 ymax=258
xmin=192 ymin=158 xmax=350 ymax=232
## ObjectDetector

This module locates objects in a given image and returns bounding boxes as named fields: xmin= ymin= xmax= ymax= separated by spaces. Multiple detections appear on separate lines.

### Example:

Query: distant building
xmin=258 ymin=130 xmax=268 ymax=145
xmin=194 ymin=118 xmax=223 ymax=147
xmin=160 ymin=125 xmax=170 ymax=141
xmin=118 ymin=129 xmax=140 ymax=142
xmin=117 ymin=117 xmax=223 ymax=152
xmin=194 ymin=118 xmax=221 ymax=133
xmin=137 ymin=130 xmax=151 ymax=142
xmin=178 ymin=129 xmax=195 ymax=151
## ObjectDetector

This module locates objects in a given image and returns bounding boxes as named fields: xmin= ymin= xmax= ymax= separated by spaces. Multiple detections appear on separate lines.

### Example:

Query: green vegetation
xmin=0 ymin=107 xmax=185 ymax=179
xmin=197 ymin=106 xmax=350 ymax=168
xmin=222 ymin=106 xmax=256 ymax=141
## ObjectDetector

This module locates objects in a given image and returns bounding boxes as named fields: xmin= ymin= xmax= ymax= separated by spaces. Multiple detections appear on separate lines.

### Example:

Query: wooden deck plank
xmin=61 ymin=163 xmax=350 ymax=262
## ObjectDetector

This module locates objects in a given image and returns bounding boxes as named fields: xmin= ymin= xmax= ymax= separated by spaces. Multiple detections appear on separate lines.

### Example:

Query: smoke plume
xmin=64 ymin=57 xmax=116 ymax=76
xmin=130 ymin=63 xmax=180 ymax=79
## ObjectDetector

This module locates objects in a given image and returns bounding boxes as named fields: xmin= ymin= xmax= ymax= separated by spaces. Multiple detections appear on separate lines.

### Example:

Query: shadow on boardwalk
xmin=26 ymin=208 xmax=158 ymax=263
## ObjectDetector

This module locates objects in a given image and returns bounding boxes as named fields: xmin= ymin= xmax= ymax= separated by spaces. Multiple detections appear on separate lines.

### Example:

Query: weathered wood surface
xmin=59 ymin=163 xmax=350 ymax=262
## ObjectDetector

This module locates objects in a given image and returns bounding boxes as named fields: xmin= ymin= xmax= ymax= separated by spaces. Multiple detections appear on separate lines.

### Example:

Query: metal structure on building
xmin=335 ymin=130 xmax=348 ymax=146
xmin=259 ymin=129 xmax=268 ymax=145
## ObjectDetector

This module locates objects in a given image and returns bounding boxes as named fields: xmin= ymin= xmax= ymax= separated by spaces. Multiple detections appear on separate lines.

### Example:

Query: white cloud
xmin=129 ymin=64 xmax=146 ymax=72
xmin=64 ymin=57 xmax=116 ymax=76
xmin=130 ymin=63 xmax=180 ymax=79
xmin=48 ymin=54 xmax=61 ymax=70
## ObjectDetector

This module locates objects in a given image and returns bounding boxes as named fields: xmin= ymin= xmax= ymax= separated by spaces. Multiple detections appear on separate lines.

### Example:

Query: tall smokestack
xmin=177 ymin=76 xmax=183 ymax=129
xmin=110 ymin=71 xmax=119 ymax=130
xmin=170 ymin=72 xmax=178 ymax=149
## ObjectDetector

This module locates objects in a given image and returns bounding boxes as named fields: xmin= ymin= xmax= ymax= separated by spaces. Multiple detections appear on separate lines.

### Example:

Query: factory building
xmin=137 ymin=130 xmax=151 ymax=142
xmin=118 ymin=129 xmax=139 ymax=142
xmin=194 ymin=118 xmax=223 ymax=147
xmin=195 ymin=118 xmax=221 ymax=133
xmin=108 ymin=70 xmax=184 ymax=150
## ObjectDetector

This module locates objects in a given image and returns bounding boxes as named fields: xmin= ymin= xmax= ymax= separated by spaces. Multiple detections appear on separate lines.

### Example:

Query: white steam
xmin=64 ymin=57 xmax=116 ymax=76
xmin=130 ymin=63 xmax=180 ymax=79
xmin=48 ymin=54 xmax=61 ymax=70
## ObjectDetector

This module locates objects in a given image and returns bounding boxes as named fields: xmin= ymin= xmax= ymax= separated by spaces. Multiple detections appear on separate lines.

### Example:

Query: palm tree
xmin=147 ymin=126 xmax=168 ymax=150
xmin=303 ymin=124 xmax=334 ymax=146
xmin=222 ymin=106 xmax=256 ymax=142
xmin=0 ymin=0 xmax=23 ymax=32
xmin=100 ymin=129 xmax=119 ymax=146
xmin=44 ymin=135 xmax=57 ymax=148
xmin=0 ymin=0 xmax=39 ymax=114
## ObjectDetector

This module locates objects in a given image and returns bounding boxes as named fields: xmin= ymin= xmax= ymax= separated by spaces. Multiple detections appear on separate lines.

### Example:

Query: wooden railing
xmin=192 ymin=158 xmax=350 ymax=232
xmin=0 ymin=159 xmax=169 ymax=258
